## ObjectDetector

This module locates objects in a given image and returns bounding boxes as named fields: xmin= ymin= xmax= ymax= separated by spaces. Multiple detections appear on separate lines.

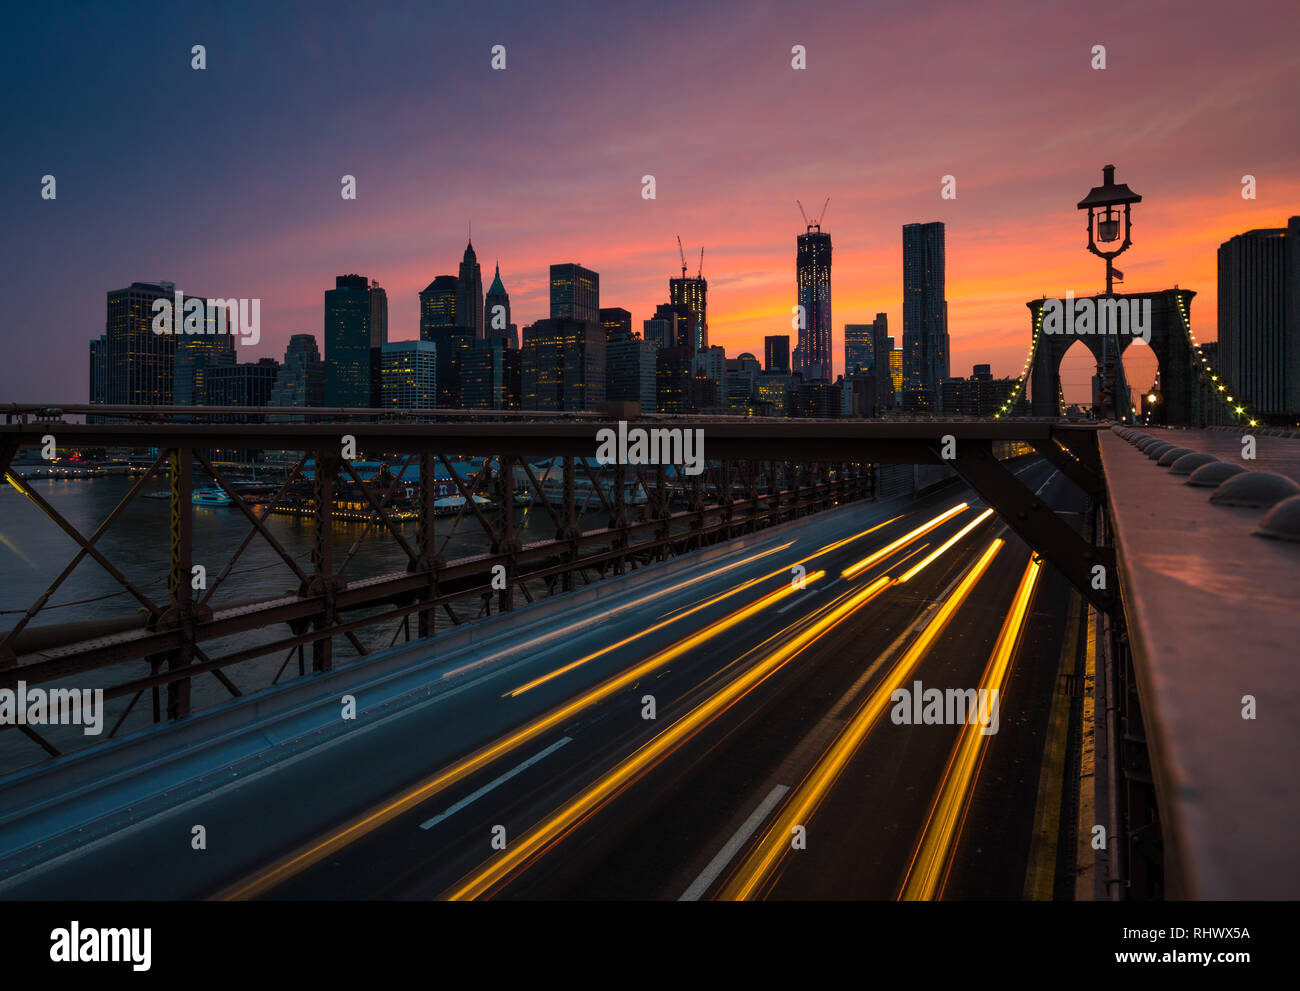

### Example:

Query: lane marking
xmin=420 ymin=737 xmax=573 ymax=831
xmin=678 ymin=784 xmax=790 ymax=901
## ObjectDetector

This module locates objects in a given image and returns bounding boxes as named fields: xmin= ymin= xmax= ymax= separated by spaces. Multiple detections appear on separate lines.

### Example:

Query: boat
xmin=192 ymin=487 xmax=234 ymax=507
xmin=431 ymin=494 xmax=495 ymax=517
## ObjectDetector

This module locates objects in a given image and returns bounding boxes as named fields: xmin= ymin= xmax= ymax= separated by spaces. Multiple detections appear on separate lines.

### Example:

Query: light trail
xmin=214 ymin=570 xmax=821 ymax=901
xmin=841 ymin=504 xmax=968 ymax=579
xmin=505 ymin=516 xmax=903 ymax=698
xmin=896 ymin=509 xmax=995 ymax=584
xmin=443 ymin=575 xmax=892 ymax=901
xmin=899 ymin=553 xmax=1042 ymax=901
xmin=719 ymin=538 xmax=1005 ymax=901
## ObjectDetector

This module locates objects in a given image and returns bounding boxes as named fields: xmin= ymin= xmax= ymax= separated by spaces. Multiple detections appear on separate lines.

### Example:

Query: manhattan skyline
xmin=3 ymin=0 xmax=1298 ymax=403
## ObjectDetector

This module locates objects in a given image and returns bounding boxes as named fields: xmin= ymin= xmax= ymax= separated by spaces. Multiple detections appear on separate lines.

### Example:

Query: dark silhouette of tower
xmin=457 ymin=240 xmax=485 ymax=339
xmin=797 ymin=221 xmax=832 ymax=381
xmin=902 ymin=222 xmax=949 ymax=410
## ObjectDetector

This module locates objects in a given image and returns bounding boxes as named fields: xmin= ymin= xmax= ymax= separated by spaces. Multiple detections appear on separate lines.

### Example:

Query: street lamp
xmin=1076 ymin=164 xmax=1142 ymax=424
xmin=1077 ymin=164 xmax=1142 ymax=294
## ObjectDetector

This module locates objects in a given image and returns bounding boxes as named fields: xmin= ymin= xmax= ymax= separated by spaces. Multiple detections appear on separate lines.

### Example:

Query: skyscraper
xmin=463 ymin=338 xmax=520 ymax=410
xmin=208 ymin=359 xmax=281 ymax=419
xmin=606 ymin=336 xmax=657 ymax=410
xmin=325 ymin=274 xmax=385 ymax=408
xmin=269 ymin=334 xmax=325 ymax=414
xmin=844 ymin=323 xmax=874 ymax=375
xmin=104 ymin=281 xmax=182 ymax=407
xmin=902 ymin=222 xmax=949 ymax=409
xmin=669 ymin=272 xmax=707 ymax=354
xmin=380 ymin=341 xmax=438 ymax=408
xmin=871 ymin=314 xmax=893 ymax=410
xmin=485 ymin=264 xmax=516 ymax=346
xmin=457 ymin=240 xmax=485 ymax=339
xmin=369 ymin=279 xmax=388 ymax=407
xmin=600 ymin=307 xmax=633 ymax=342
xmin=765 ymin=335 xmax=791 ymax=374
xmin=797 ymin=222 xmax=832 ymax=380
xmin=550 ymin=263 xmax=600 ymax=324
xmin=89 ymin=334 xmax=107 ymax=415
xmin=1217 ymin=216 xmax=1300 ymax=415
xmin=420 ymin=275 xmax=460 ymax=340
xmin=174 ymin=332 xmax=235 ymax=406
xmin=521 ymin=318 xmax=606 ymax=411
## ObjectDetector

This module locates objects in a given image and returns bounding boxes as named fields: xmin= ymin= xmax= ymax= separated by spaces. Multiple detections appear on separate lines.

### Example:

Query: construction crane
xmin=676 ymin=235 xmax=687 ymax=279
xmin=796 ymin=197 xmax=831 ymax=232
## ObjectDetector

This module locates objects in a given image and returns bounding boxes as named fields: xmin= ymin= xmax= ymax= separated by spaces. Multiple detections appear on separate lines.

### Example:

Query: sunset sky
xmin=3 ymin=0 xmax=1298 ymax=403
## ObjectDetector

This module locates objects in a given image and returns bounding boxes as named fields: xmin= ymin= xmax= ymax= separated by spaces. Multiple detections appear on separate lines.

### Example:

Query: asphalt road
xmin=241 ymin=456 xmax=1087 ymax=901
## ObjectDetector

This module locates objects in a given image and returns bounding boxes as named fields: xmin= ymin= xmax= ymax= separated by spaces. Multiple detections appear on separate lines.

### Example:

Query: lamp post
xmin=1077 ymin=164 xmax=1142 ymax=294
xmin=1077 ymin=164 xmax=1142 ymax=421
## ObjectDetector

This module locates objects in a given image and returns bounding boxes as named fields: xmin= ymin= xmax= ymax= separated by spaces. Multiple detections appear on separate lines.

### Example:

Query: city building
xmin=600 ymin=307 xmax=633 ymax=342
xmin=765 ymin=334 xmax=791 ymax=374
xmin=103 ymin=281 xmax=183 ymax=407
xmin=207 ymin=358 xmax=281 ymax=418
xmin=521 ymin=317 xmax=606 ymax=411
xmin=872 ymin=314 xmax=893 ymax=410
xmin=797 ymin=221 xmax=832 ymax=380
xmin=844 ymin=322 xmax=873 ymax=376
xmin=268 ymin=333 xmax=325 ymax=415
xmin=669 ymin=271 xmax=708 ymax=353
xmin=550 ymin=263 xmax=600 ymax=324
xmin=656 ymin=346 xmax=693 ymax=413
xmin=419 ymin=275 xmax=460 ymax=339
xmin=462 ymin=338 xmax=520 ymax=410
xmin=652 ymin=302 xmax=695 ymax=353
xmin=941 ymin=363 xmax=1016 ymax=417
xmin=1217 ymin=216 xmax=1300 ymax=415
xmin=380 ymin=340 xmax=438 ymax=408
xmin=485 ymin=264 xmax=516 ymax=347
xmin=793 ymin=379 xmax=841 ymax=418
xmin=174 ymin=332 xmax=235 ymax=407
xmin=725 ymin=355 xmax=760 ymax=410
xmin=606 ymin=336 xmax=656 ymax=410
xmin=902 ymin=222 xmax=949 ymax=411
xmin=757 ymin=372 xmax=793 ymax=416
xmin=424 ymin=327 xmax=475 ymax=407
xmin=89 ymin=334 xmax=107 ymax=417
xmin=456 ymin=240 xmax=485 ymax=339
xmin=693 ymin=344 xmax=726 ymax=384
xmin=324 ymin=274 xmax=386 ymax=407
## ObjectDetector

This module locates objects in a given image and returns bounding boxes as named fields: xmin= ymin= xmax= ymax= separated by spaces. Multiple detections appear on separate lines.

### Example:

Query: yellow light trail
xmin=429 ymin=540 xmax=795 ymax=684
xmin=719 ymin=538 xmax=1005 ymax=901
xmin=841 ymin=504 xmax=968 ymax=579
xmin=505 ymin=515 xmax=902 ymax=698
xmin=899 ymin=553 xmax=1042 ymax=901
xmin=443 ymin=574 xmax=892 ymax=901
xmin=214 ymin=570 xmax=821 ymax=901
xmin=896 ymin=509 xmax=994 ymax=584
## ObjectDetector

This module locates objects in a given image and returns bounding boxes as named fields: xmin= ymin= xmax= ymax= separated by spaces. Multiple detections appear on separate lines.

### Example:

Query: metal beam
xmin=950 ymin=441 xmax=1117 ymax=615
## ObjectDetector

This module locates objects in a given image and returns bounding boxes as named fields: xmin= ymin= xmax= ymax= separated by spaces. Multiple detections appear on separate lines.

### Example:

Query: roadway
xmin=218 ymin=456 xmax=1086 ymax=901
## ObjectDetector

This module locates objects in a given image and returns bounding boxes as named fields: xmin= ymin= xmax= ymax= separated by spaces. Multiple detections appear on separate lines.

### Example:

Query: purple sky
xmin=3 ymin=0 xmax=1297 ymax=403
